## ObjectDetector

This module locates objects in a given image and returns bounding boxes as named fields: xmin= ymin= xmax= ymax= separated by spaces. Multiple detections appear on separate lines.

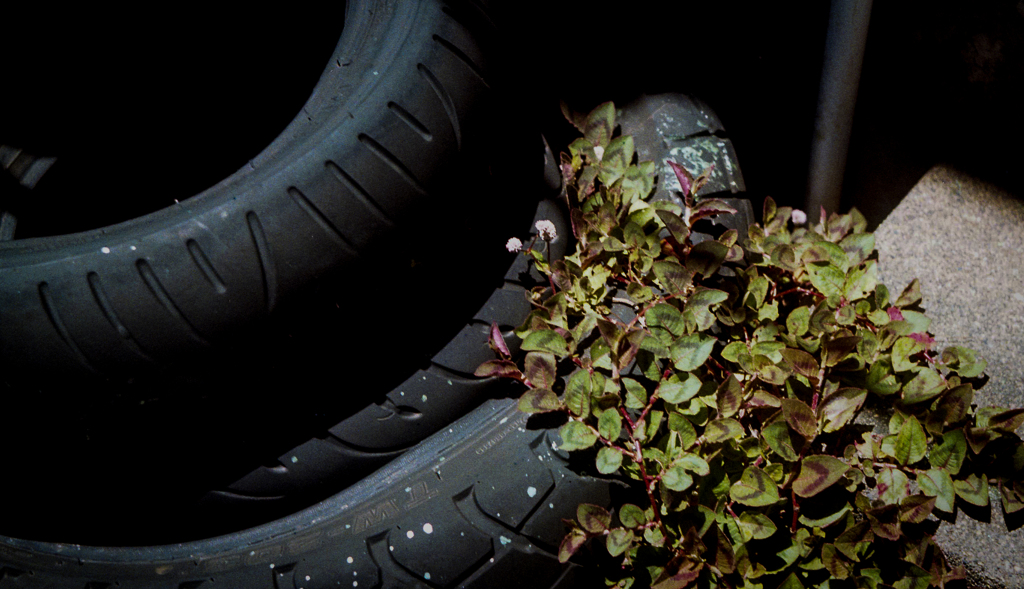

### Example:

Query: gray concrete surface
xmin=874 ymin=164 xmax=1024 ymax=588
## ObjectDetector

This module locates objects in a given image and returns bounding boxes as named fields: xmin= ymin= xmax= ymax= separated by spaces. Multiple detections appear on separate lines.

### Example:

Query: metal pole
xmin=806 ymin=0 xmax=873 ymax=220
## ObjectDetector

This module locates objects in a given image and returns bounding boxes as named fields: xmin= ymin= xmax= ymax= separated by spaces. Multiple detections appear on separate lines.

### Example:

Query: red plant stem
xmin=776 ymin=287 xmax=823 ymax=300
xmin=791 ymin=489 xmax=800 ymax=532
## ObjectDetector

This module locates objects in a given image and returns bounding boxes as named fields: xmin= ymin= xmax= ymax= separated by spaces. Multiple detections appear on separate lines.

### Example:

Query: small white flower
xmin=592 ymin=145 xmax=605 ymax=162
xmin=505 ymin=237 xmax=522 ymax=252
xmin=791 ymin=209 xmax=808 ymax=225
xmin=535 ymin=219 xmax=557 ymax=241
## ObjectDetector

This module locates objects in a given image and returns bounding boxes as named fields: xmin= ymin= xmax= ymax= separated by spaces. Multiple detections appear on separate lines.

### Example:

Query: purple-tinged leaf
xmin=686 ymin=240 xmax=729 ymax=277
xmin=794 ymin=455 xmax=850 ymax=497
xmin=577 ymin=503 xmax=611 ymax=534
xmin=583 ymin=102 xmax=615 ymax=147
xmin=488 ymin=322 xmax=512 ymax=358
xmin=651 ymin=560 xmax=703 ymax=589
xmin=558 ymin=528 xmax=587 ymax=563
xmin=667 ymin=160 xmax=694 ymax=196
xmin=729 ymin=466 xmax=780 ymax=506
xmin=953 ymin=472 xmax=989 ymax=506
xmin=888 ymin=306 xmax=905 ymax=322
xmin=781 ymin=398 xmax=817 ymax=440
xmin=894 ymin=415 xmax=927 ymax=466
xmin=518 ymin=388 xmax=561 ymax=414
xmin=564 ymin=369 xmax=592 ymax=419
xmin=865 ymin=503 xmax=901 ymax=541
xmin=899 ymin=495 xmax=936 ymax=523
xmin=690 ymin=199 xmax=738 ymax=223
xmin=715 ymin=527 xmax=736 ymax=574
xmin=909 ymin=332 xmax=936 ymax=349
xmin=940 ymin=345 xmax=987 ymax=378
xmin=524 ymin=352 xmax=556 ymax=390
xmin=652 ymin=259 xmax=694 ymax=295
xmin=980 ymin=407 xmax=1024 ymax=433
xmin=819 ymin=387 xmax=867 ymax=433
xmin=618 ymin=503 xmax=647 ymax=528
xmin=474 ymin=359 xmax=523 ymax=380
xmin=822 ymin=544 xmax=853 ymax=579
xmin=918 ymin=468 xmax=956 ymax=512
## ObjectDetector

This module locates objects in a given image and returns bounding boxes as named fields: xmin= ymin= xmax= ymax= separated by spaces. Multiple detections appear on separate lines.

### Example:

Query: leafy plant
xmin=478 ymin=102 xmax=1024 ymax=589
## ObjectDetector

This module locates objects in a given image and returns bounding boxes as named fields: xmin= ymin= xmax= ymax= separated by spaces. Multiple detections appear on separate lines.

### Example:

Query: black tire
xmin=0 ymin=93 xmax=749 ymax=587
xmin=0 ymin=0 xmax=506 ymax=383
xmin=0 ymin=0 xmax=563 ymax=545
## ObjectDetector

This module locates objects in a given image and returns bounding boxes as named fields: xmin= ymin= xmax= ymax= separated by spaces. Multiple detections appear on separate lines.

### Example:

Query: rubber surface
xmin=0 ymin=0 xmax=505 ymax=383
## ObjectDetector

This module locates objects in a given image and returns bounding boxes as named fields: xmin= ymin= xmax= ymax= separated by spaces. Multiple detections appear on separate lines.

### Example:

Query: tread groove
xmin=185 ymin=240 xmax=227 ymax=294
xmin=136 ymin=260 xmax=210 ymax=344
xmin=286 ymin=186 xmax=359 ymax=254
xmin=38 ymin=282 xmax=96 ymax=372
xmin=246 ymin=211 xmax=277 ymax=313
xmin=0 ymin=211 xmax=15 ymax=241
xmin=387 ymin=101 xmax=433 ymax=142
xmin=325 ymin=160 xmax=396 ymax=227
xmin=357 ymin=134 xmax=428 ymax=196
xmin=418 ymin=64 xmax=462 ymax=151
xmin=87 ymin=272 xmax=153 ymax=361
xmin=432 ymin=34 xmax=490 ymax=88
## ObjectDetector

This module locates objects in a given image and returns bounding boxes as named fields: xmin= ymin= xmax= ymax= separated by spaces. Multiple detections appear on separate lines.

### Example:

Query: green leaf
xmin=776 ymin=572 xmax=805 ymax=589
xmin=596 ymin=446 xmax=623 ymax=474
xmin=901 ymin=369 xmax=945 ymax=405
xmin=558 ymin=529 xmax=587 ymax=564
xmin=663 ymin=466 xmax=694 ymax=492
xmin=866 ymin=356 xmax=901 ymax=395
xmin=823 ymin=335 xmax=861 ymax=367
xmin=941 ymin=346 xmax=987 ymax=378
xmin=618 ymin=503 xmax=647 ymax=528
xmin=721 ymin=341 xmax=748 ymax=364
xmin=656 ymin=209 xmax=690 ymax=244
xmin=806 ymin=263 xmax=846 ymax=298
xmin=891 ymin=337 xmax=923 ymax=372
xmin=738 ymin=512 xmax=777 ymax=540
xmin=647 ymin=303 xmax=686 ymax=337
xmin=929 ymin=429 xmax=967 ymax=475
xmin=675 ymin=453 xmax=711 ymax=476
xmin=606 ymin=527 xmax=635 ymax=557
xmin=835 ymin=521 xmax=873 ymax=561
xmin=652 ymin=260 xmax=694 ymax=295
xmin=918 ymin=468 xmax=956 ymax=513
xmin=524 ymin=352 xmax=557 ymax=390
xmin=687 ymin=240 xmax=729 ymax=277
xmin=705 ymin=418 xmax=744 ymax=443
xmin=877 ymin=468 xmax=911 ymax=505
xmin=716 ymin=375 xmax=743 ymax=418
xmin=763 ymin=421 xmax=799 ymax=461
xmin=981 ymin=407 xmax=1024 ymax=433
xmin=787 ymin=306 xmax=811 ymax=336
xmin=474 ymin=359 xmax=523 ymax=379
xmin=622 ymin=378 xmax=648 ymax=409
xmin=819 ymin=387 xmax=867 ymax=432
xmin=685 ymin=287 xmax=729 ymax=331
xmin=669 ymin=412 xmax=698 ymax=448
xmin=521 ymin=329 xmax=569 ymax=357
xmin=659 ymin=373 xmax=702 ymax=404
xmin=953 ymin=472 xmax=989 ymax=506
xmin=747 ymin=275 xmax=769 ymax=308
xmin=840 ymin=232 xmax=876 ymax=266
xmin=894 ymin=278 xmax=922 ymax=307
xmin=894 ymin=415 xmax=927 ymax=466
xmin=598 ymin=408 xmax=623 ymax=441
xmin=518 ymin=388 xmax=562 ymax=414
xmin=799 ymin=502 xmax=853 ymax=529
xmin=565 ymin=369 xmax=592 ymax=418
xmin=781 ymin=348 xmax=819 ymax=378
xmin=730 ymin=466 xmax=780 ymax=506
xmin=999 ymin=481 xmax=1024 ymax=514
xmin=559 ymin=421 xmax=598 ymax=452
xmin=781 ymin=398 xmax=818 ymax=440
xmin=794 ymin=455 xmax=850 ymax=497
xmin=899 ymin=495 xmax=936 ymax=523
xmin=577 ymin=503 xmax=611 ymax=533
xmin=670 ymin=334 xmax=715 ymax=371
